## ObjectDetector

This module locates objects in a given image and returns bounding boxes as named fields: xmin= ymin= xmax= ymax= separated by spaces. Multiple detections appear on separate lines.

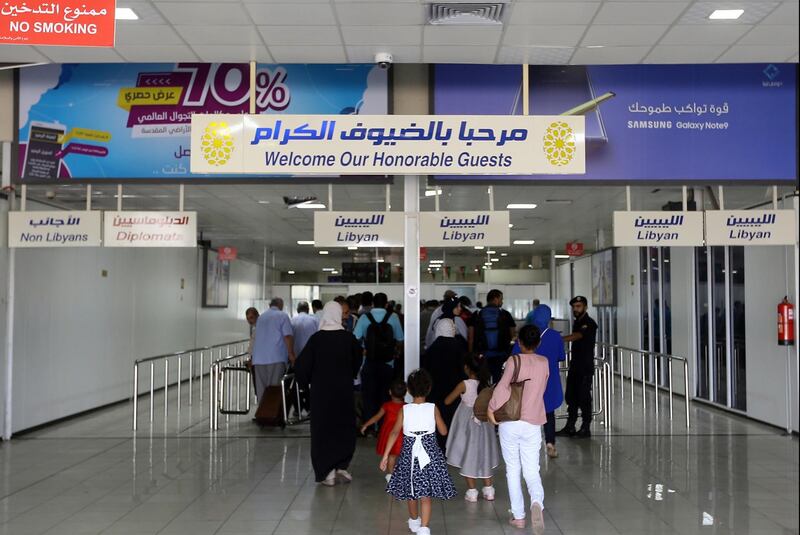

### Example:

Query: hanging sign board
xmin=190 ymin=114 xmax=585 ymax=176
xmin=314 ymin=212 xmax=404 ymax=247
xmin=0 ymin=0 xmax=116 ymax=47
xmin=420 ymin=211 xmax=510 ymax=247
xmin=566 ymin=242 xmax=584 ymax=256
xmin=103 ymin=211 xmax=196 ymax=247
xmin=8 ymin=211 xmax=101 ymax=247
xmin=705 ymin=210 xmax=796 ymax=246
xmin=613 ymin=211 xmax=704 ymax=247
xmin=217 ymin=246 xmax=238 ymax=260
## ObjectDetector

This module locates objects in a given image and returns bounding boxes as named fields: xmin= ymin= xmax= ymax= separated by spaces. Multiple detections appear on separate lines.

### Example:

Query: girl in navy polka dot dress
xmin=381 ymin=369 xmax=456 ymax=535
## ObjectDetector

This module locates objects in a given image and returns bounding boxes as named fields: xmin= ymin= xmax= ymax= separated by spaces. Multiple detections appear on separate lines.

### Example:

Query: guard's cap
xmin=569 ymin=295 xmax=588 ymax=306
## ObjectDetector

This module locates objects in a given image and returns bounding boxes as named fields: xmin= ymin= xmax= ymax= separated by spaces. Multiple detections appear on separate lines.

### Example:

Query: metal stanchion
xmin=609 ymin=346 xmax=615 ymax=396
xmin=654 ymin=355 xmax=660 ymax=416
xmin=177 ymin=356 xmax=182 ymax=410
xmin=668 ymin=359 xmax=674 ymax=421
xmin=641 ymin=353 xmax=647 ymax=411
xmin=188 ymin=352 xmax=193 ymax=405
xmin=133 ymin=364 xmax=139 ymax=431
xmin=619 ymin=348 xmax=624 ymax=401
xmin=199 ymin=350 xmax=204 ymax=402
xmin=149 ymin=362 xmax=155 ymax=423
xmin=164 ymin=359 xmax=169 ymax=420
xmin=629 ymin=351 xmax=634 ymax=403
xmin=208 ymin=363 xmax=215 ymax=430
xmin=683 ymin=360 xmax=691 ymax=429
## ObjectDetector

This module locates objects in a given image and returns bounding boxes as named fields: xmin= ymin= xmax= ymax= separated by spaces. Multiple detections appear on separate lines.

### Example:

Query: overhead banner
xmin=614 ymin=211 xmax=703 ymax=247
xmin=8 ymin=211 xmax=101 ymax=247
xmin=190 ymin=114 xmax=586 ymax=175
xmin=1 ymin=0 xmax=115 ymax=47
xmin=706 ymin=210 xmax=797 ymax=246
xmin=314 ymin=212 xmax=404 ymax=247
xmin=103 ymin=211 xmax=196 ymax=247
xmin=16 ymin=63 xmax=387 ymax=181
xmin=420 ymin=211 xmax=510 ymax=247
xmin=434 ymin=64 xmax=796 ymax=182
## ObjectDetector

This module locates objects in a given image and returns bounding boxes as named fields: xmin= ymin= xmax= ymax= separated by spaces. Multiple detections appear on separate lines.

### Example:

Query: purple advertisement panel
xmin=434 ymin=63 xmax=797 ymax=182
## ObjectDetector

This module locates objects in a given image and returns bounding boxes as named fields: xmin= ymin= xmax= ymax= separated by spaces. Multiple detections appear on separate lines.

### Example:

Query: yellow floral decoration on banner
xmin=201 ymin=122 xmax=234 ymax=166
xmin=543 ymin=121 xmax=576 ymax=167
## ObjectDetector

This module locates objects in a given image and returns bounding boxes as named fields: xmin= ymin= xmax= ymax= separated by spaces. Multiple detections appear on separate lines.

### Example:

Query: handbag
xmin=473 ymin=355 xmax=526 ymax=423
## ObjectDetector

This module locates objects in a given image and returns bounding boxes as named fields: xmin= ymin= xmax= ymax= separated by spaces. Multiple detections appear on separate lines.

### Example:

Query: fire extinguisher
xmin=778 ymin=297 xmax=795 ymax=346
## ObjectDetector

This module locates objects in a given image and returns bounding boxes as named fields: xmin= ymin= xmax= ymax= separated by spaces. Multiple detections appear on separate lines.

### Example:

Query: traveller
xmin=251 ymin=298 xmax=294 ymax=401
xmin=360 ymin=379 xmax=407 ymax=482
xmin=334 ymin=295 xmax=358 ymax=332
xmin=474 ymin=289 xmax=517 ymax=383
xmin=354 ymin=292 xmax=404 ymax=435
xmin=458 ymin=296 xmax=476 ymax=350
xmin=425 ymin=297 xmax=468 ymax=348
xmin=512 ymin=304 xmax=565 ymax=458
xmin=419 ymin=300 xmax=438 ymax=350
xmin=294 ymin=302 xmax=362 ymax=486
xmin=245 ymin=307 xmax=259 ymax=357
xmin=488 ymin=325 xmax=549 ymax=535
xmin=311 ymin=299 xmax=324 ymax=321
xmin=382 ymin=369 xmax=457 ymax=535
xmin=359 ymin=291 xmax=374 ymax=315
xmin=395 ymin=303 xmax=405 ymax=327
xmin=421 ymin=318 xmax=466 ymax=451
xmin=444 ymin=353 xmax=500 ymax=503
xmin=524 ymin=299 xmax=542 ymax=326
xmin=291 ymin=302 xmax=319 ymax=356
xmin=558 ymin=296 xmax=598 ymax=439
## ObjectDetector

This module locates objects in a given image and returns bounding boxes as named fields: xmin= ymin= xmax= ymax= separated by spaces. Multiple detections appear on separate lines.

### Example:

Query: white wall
xmin=616 ymin=247 xmax=641 ymax=350
xmin=4 ymin=242 xmax=261 ymax=433
xmin=572 ymin=256 xmax=593 ymax=309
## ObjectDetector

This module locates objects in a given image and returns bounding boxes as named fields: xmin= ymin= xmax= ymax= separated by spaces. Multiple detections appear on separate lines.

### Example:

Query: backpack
xmin=365 ymin=312 xmax=396 ymax=362
xmin=477 ymin=306 xmax=504 ymax=357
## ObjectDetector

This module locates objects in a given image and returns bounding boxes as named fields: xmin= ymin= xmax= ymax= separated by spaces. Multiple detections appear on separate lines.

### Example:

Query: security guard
xmin=557 ymin=296 xmax=598 ymax=438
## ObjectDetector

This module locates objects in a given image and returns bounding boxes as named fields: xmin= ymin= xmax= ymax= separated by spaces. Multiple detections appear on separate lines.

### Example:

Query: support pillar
xmin=403 ymin=175 xmax=421 ymax=378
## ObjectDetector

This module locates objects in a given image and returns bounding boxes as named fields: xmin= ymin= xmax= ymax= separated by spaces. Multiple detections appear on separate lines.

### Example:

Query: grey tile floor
xmin=1 ymin=380 xmax=797 ymax=535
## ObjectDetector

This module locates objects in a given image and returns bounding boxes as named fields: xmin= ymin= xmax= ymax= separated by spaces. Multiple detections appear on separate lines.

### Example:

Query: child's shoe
xmin=408 ymin=517 xmax=421 ymax=533
xmin=481 ymin=486 xmax=495 ymax=501
xmin=464 ymin=489 xmax=479 ymax=502
xmin=531 ymin=503 xmax=545 ymax=535
xmin=417 ymin=528 xmax=431 ymax=535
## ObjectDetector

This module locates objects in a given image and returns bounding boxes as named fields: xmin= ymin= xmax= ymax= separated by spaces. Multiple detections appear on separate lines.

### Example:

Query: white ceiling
xmin=21 ymin=182 xmax=795 ymax=273
xmin=0 ymin=0 xmax=797 ymax=64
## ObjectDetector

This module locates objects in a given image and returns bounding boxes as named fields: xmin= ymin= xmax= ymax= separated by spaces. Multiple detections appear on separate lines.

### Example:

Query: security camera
xmin=375 ymin=52 xmax=393 ymax=70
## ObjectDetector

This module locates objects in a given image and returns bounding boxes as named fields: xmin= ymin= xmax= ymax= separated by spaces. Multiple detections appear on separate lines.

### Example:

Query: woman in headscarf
xmin=421 ymin=317 xmax=467 ymax=451
xmin=294 ymin=301 xmax=363 ymax=486
xmin=511 ymin=304 xmax=566 ymax=458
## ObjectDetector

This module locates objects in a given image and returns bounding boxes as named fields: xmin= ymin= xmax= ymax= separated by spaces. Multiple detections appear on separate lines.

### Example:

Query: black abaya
xmin=421 ymin=336 xmax=467 ymax=451
xmin=294 ymin=330 xmax=362 ymax=482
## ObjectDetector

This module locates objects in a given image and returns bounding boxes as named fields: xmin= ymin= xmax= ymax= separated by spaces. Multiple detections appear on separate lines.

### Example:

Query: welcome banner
xmin=190 ymin=114 xmax=585 ymax=176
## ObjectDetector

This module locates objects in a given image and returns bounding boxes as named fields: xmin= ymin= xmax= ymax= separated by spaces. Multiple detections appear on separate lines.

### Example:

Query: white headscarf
xmin=434 ymin=318 xmax=456 ymax=339
xmin=319 ymin=301 xmax=344 ymax=331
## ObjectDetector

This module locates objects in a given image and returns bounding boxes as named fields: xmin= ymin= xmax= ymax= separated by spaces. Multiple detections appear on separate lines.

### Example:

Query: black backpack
xmin=365 ymin=312 xmax=396 ymax=362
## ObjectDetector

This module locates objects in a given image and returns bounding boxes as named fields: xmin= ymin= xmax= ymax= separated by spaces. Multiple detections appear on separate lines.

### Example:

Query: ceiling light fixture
xmin=709 ymin=8 xmax=744 ymax=19
xmin=507 ymin=203 xmax=537 ymax=209
xmin=424 ymin=188 xmax=442 ymax=197
xmin=554 ymin=254 xmax=571 ymax=259
xmin=513 ymin=240 xmax=536 ymax=245
xmin=508 ymin=224 xmax=514 ymax=228
xmin=297 ymin=240 xmax=315 ymax=245
xmin=347 ymin=246 xmax=358 ymax=250
xmin=296 ymin=203 xmax=326 ymax=209
xmin=322 ymin=268 xmax=336 ymax=272
xmin=491 ymin=258 xmax=500 ymax=263
xmin=257 ymin=200 xmax=270 ymax=204
xmin=429 ymin=259 xmax=444 ymax=264
xmin=115 ymin=7 xmax=138 ymax=19
xmin=487 ymin=250 xmax=496 ymax=254
xmin=287 ymin=270 xmax=296 ymax=274
xmin=474 ymin=245 xmax=485 ymax=250
xmin=501 ymin=253 xmax=508 ymax=257
xmin=319 ymin=250 xmax=329 ymax=255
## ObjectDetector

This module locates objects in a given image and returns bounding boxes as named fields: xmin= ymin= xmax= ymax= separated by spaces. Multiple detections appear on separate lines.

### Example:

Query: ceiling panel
xmin=116 ymin=45 xmax=200 ymax=61
xmin=582 ymin=24 xmax=669 ymax=45
xmin=571 ymin=45 xmax=651 ymax=63
xmin=424 ymin=26 xmax=504 ymax=46
xmin=645 ymin=44 xmax=728 ymax=62
xmin=175 ymin=25 xmax=264 ymax=45
xmin=761 ymin=2 xmax=800 ymax=24
xmin=157 ymin=2 xmax=254 ymax=24
xmin=244 ymin=3 xmax=337 ymax=25
xmin=258 ymin=26 xmax=343 ymax=46
xmin=497 ymin=46 xmax=575 ymax=64
xmin=738 ymin=25 xmax=799 ymax=47
xmin=268 ymin=45 xmax=347 ymax=62
xmin=593 ymin=2 xmax=689 ymax=24
xmin=679 ymin=2 xmax=779 ymax=24
xmin=509 ymin=2 xmax=602 ymax=25
xmin=346 ymin=45 xmax=422 ymax=62
xmin=335 ymin=3 xmax=427 ymax=25
xmin=661 ymin=24 xmax=753 ymax=44
xmin=191 ymin=45 xmax=272 ymax=62
xmin=38 ymin=47 xmax=124 ymax=63
xmin=115 ymin=25 xmax=186 ymax=46
xmin=341 ymin=26 xmax=422 ymax=46
xmin=424 ymin=45 xmax=499 ymax=63
xmin=503 ymin=25 xmax=588 ymax=47
xmin=0 ymin=46 xmax=49 ymax=62
xmin=717 ymin=44 xmax=799 ymax=62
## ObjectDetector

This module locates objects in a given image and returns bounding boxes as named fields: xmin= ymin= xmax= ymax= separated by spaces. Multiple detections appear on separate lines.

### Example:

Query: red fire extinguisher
xmin=778 ymin=297 xmax=795 ymax=346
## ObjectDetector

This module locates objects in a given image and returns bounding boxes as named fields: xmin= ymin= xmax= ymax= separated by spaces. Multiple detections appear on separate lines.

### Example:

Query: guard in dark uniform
xmin=557 ymin=296 xmax=598 ymax=438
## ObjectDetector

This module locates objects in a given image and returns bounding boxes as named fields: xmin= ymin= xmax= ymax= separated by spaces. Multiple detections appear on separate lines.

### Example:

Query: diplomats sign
xmin=420 ymin=211 xmax=510 ymax=247
xmin=314 ymin=212 xmax=404 ymax=247
xmin=8 ymin=211 xmax=101 ymax=247
xmin=706 ymin=210 xmax=796 ymax=246
xmin=1 ymin=0 xmax=115 ymax=47
xmin=190 ymin=114 xmax=585 ymax=176
xmin=104 ymin=211 xmax=196 ymax=247
xmin=614 ymin=211 xmax=703 ymax=247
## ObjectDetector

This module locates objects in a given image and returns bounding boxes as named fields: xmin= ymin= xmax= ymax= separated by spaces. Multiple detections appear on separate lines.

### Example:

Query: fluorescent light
xmin=514 ymin=240 xmax=536 ymax=245
xmin=586 ymin=45 xmax=604 ymax=49
xmin=322 ymin=268 xmax=335 ymax=272
xmin=501 ymin=253 xmax=508 ymax=257
xmin=429 ymin=260 xmax=444 ymax=264
xmin=297 ymin=203 xmax=326 ymax=209
xmin=297 ymin=240 xmax=315 ymax=245
xmin=331 ymin=271 xmax=339 ymax=275
xmin=474 ymin=246 xmax=485 ymax=250
xmin=257 ymin=200 xmax=270 ymax=204
xmin=287 ymin=270 xmax=296 ymax=275
xmin=528 ymin=264 xmax=533 ymax=269
xmin=508 ymin=224 xmax=514 ymax=228
xmin=115 ymin=7 xmax=138 ymax=19
xmin=425 ymin=188 xmax=442 ymax=197
xmin=709 ymin=8 xmax=744 ymax=19
xmin=554 ymin=254 xmax=571 ymax=259
xmin=491 ymin=258 xmax=500 ymax=263
xmin=487 ymin=250 xmax=496 ymax=254
xmin=347 ymin=246 xmax=358 ymax=250
xmin=319 ymin=250 xmax=329 ymax=255
xmin=507 ymin=203 xmax=537 ymax=209
xmin=376 ymin=258 xmax=385 ymax=263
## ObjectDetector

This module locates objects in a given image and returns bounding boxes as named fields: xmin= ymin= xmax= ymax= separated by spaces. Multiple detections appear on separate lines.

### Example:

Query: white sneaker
xmin=482 ymin=486 xmax=495 ymax=501
xmin=335 ymin=469 xmax=352 ymax=483
xmin=408 ymin=517 xmax=422 ymax=533
xmin=464 ymin=489 xmax=479 ymax=502
xmin=321 ymin=470 xmax=336 ymax=487
xmin=385 ymin=473 xmax=392 ymax=483
xmin=417 ymin=528 xmax=431 ymax=535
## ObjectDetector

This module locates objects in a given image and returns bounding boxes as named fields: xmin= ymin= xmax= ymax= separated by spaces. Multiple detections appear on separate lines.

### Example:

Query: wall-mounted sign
xmin=420 ymin=211 xmax=510 ymax=247
xmin=217 ymin=246 xmax=237 ymax=261
xmin=8 ymin=211 xmax=101 ymax=247
xmin=705 ymin=210 xmax=797 ymax=246
xmin=0 ymin=0 xmax=116 ymax=47
xmin=190 ymin=114 xmax=585 ymax=176
xmin=613 ymin=211 xmax=703 ymax=247
xmin=103 ymin=211 xmax=196 ymax=247
xmin=314 ymin=212 xmax=404 ymax=247
xmin=566 ymin=242 xmax=584 ymax=256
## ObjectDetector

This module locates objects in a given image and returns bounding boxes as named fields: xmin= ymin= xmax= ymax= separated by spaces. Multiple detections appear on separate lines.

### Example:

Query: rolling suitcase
xmin=254 ymin=385 xmax=284 ymax=427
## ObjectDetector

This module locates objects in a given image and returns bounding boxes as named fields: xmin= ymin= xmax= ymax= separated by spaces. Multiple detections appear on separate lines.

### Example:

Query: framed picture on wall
xmin=591 ymin=248 xmax=616 ymax=307
xmin=203 ymin=248 xmax=230 ymax=308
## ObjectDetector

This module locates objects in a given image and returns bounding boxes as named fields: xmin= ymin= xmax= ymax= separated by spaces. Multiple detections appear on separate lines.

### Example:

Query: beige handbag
xmin=473 ymin=355 xmax=526 ymax=423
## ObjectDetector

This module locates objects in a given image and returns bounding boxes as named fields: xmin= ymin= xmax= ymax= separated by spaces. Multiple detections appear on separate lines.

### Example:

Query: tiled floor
xmin=1 ymin=380 xmax=797 ymax=535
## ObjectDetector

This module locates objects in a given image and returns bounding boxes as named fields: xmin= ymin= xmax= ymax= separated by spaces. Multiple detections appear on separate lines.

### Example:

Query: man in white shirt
xmin=292 ymin=302 xmax=320 ymax=356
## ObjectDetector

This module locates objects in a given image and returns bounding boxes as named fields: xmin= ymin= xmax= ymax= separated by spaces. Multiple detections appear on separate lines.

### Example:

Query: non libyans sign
xmin=314 ymin=212 xmax=404 ymax=247
xmin=103 ymin=211 xmax=197 ymax=247
xmin=7 ymin=211 xmax=101 ymax=247
xmin=705 ymin=210 xmax=797 ymax=246
xmin=613 ymin=211 xmax=704 ymax=247
xmin=419 ymin=211 xmax=510 ymax=247
xmin=0 ymin=0 xmax=115 ymax=47
xmin=190 ymin=114 xmax=585 ymax=176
